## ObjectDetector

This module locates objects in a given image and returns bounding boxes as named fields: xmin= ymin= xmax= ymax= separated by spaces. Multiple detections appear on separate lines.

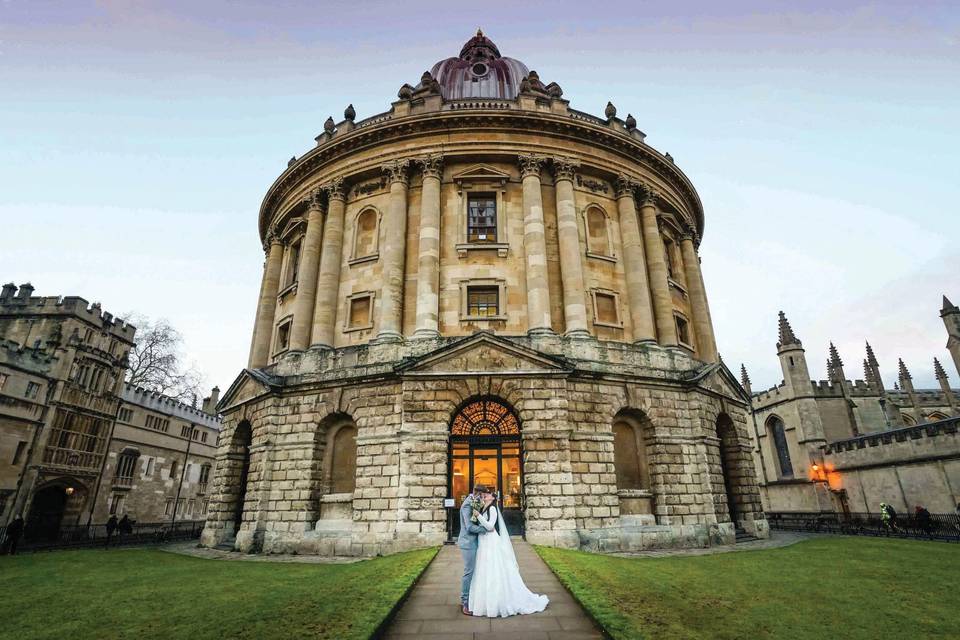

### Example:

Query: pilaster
xmin=638 ymin=186 xmax=678 ymax=346
xmin=377 ymin=160 xmax=411 ymax=343
xmin=311 ymin=178 xmax=346 ymax=348
xmin=289 ymin=190 xmax=325 ymax=351
xmin=249 ymin=234 xmax=284 ymax=367
xmin=413 ymin=155 xmax=444 ymax=340
xmin=551 ymin=157 xmax=589 ymax=337
xmin=518 ymin=154 xmax=554 ymax=335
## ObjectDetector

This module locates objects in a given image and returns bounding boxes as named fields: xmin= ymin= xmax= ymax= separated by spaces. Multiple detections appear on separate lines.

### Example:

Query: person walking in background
xmin=105 ymin=515 xmax=118 ymax=547
xmin=915 ymin=505 xmax=933 ymax=539
xmin=118 ymin=515 xmax=133 ymax=543
xmin=4 ymin=515 xmax=25 ymax=555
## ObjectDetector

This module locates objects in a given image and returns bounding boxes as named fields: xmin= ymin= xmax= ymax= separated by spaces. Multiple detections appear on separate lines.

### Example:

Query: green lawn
xmin=0 ymin=546 xmax=437 ymax=640
xmin=537 ymin=537 xmax=960 ymax=640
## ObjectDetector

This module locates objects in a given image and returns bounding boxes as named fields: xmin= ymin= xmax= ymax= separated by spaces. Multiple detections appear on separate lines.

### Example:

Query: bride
xmin=468 ymin=490 xmax=549 ymax=617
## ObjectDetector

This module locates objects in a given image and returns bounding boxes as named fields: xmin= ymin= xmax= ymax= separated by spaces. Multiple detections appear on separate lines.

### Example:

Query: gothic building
xmin=202 ymin=32 xmax=768 ymax=556
xmin=0 ymin=283 xmax=221 ymax=539
xmin=746 ymin=297 xmax=960 ymax=515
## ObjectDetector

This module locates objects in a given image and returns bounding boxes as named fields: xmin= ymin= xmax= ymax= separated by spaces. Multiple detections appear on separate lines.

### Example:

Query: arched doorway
xmin=26 ymin=481 xmax=85 ymax=541
xmin=448 ymin=398 xmax=523 ymax=537
xmin=231 ymin=421 xmax=252 ymax=535
xmin=716 ymin=414 xmax=739 ymax=525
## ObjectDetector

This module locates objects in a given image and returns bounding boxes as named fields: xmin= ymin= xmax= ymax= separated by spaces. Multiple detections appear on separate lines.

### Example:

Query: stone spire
xmin=865 ymin=341 xmax=878 ymax=367
xmin=777 ymin=311 xmax=800 ymax=349
xmin=828 ymin=342 xmax=845 ymax=382
xmin=943 ymin=295 xmax=959 ymax=314
xmin=898 ymin=358 xmax=923 ymax=423
xmin=863 ymin=358 xmax=875 ymax=385
xmin=897 ymin=358 xmax=912 ymax=383
xmin=864 ymin=341 xmax=885 ymax=393
xmin=740 ymin=364 xmax=752 ymax=395
xmin=935 ymin=357 xmax=958 ymax=413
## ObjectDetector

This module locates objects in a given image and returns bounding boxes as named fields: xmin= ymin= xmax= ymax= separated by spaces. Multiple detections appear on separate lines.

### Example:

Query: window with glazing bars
xmin=467 ymin=195 xmax=497 ymax=242
xmin=467 ymin=286 xmax=499 ymax=317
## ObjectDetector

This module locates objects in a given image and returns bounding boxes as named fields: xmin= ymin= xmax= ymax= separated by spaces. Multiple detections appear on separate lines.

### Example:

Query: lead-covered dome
xmin=430 ymin=29 xmax=529 ymax=100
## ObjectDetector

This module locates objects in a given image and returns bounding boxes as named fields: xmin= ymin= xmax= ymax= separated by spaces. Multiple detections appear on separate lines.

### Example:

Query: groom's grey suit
xmin=457 ymin=495 xmax=487 ymax=606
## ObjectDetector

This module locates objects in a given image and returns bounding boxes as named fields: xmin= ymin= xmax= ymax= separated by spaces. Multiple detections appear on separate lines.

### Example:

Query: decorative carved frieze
xmin=551 ymin=157 xmax=580 ymax=183
xmin=381 ymin=159 xmax=411 ymax=186
xmin=517 ymin=153 xmax=544 ymax=179
xmin=418 ymin=154 xmax=444 ymax=180
xmin=352 ymin=177 xmax=387 ymax=198
xmin=576 ymin=175 xmax=609 ymax=195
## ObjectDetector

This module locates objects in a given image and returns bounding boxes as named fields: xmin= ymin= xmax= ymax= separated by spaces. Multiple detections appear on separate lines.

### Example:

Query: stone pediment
xmin=217 ymin=368 xmax=279 ymax=412
xmin=689 ymin=361 xmax=751 ymax=404
xmin=451 ymin=164 xmax=510 ymax=190
xmin=397 ymin=332 xmax=571 ymax=377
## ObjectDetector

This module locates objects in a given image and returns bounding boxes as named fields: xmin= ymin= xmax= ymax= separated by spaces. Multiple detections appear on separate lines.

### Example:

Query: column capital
xmin=304 ymin=188 xmax=326 ymax=212
xmin=615 ymin=174 xmax=639 ymax=198
xmin=550 ymin=156 xmax=580 ymax=183
xmin=418 ymin=154 xmax=444 ymax=180
xmin=518 ymin=153 xmax=545 ymax=179
xmin=263 ymin=230 xmax=283 ymax=253
xmin=678 ymin=223 xmax=700 ymax=245
xmin=639 ymin=183 xmax=660 ymax=207
xmin=322 ymin=177 xmax=346 ymax=202
xmin=381 ymin=159 xmax=411 ymax=186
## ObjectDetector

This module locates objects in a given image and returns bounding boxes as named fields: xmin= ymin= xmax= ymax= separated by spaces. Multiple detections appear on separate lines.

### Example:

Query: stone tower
xmin=774 ymin=311 xmax=826 ymax=460
xmin=942 ymin=296 xmax=960 ymax=378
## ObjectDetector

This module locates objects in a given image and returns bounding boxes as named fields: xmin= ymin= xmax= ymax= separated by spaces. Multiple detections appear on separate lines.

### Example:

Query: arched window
xmin=330 ymin=425 xmax=357 ymax=494
xmin=585 ymin=206 xmax=611 ymax=256
xmin=767 ymin=417 xmax=794 ymax=478
xmin=353 ymin=208 xmax=379 ymax=260
xmin=901 ymin=413 xmax=917 ymax=426
xmin=927 ymin=411 xmax=949 ymax=422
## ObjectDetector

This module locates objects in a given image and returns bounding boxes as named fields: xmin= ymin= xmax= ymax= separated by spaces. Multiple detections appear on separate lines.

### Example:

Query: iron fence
xmin=767 ymin=511 xmax=960 ymax=542
xmin=0 ymin=520 xmax=205 ymax=553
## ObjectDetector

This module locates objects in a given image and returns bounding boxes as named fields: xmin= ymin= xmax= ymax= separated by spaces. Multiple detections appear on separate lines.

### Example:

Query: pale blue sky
xmin=1 ymin=1 xmax=957 ymax=392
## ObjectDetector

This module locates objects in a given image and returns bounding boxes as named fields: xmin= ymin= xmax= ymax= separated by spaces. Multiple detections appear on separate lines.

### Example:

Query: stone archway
xmin=231 ymin=421 xmax=253 ymax=535
xmin=716 ymin=413 xmax=740 ymax=525
xmin=26 ymin=480 xmax=87 ymax=542
xmin=448 ymin=397 xmax=523 ymax=537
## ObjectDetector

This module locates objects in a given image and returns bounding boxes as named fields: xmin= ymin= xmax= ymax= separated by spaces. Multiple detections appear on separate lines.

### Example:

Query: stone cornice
xmin=259 ymin=108 xmax=704 ymax=239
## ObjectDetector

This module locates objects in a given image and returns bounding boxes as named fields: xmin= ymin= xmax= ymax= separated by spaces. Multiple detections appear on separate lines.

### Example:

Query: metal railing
xmin=767 ymin=511 xmax=960 ymax=542
xmin=0 ymin=520 xmax=205 ymax=553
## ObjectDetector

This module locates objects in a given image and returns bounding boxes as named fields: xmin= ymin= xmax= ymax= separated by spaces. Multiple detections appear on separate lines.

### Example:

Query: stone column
xmin=377 ymin=159 xmax=410 ymax=343
xmin=289 ymin=190 xmax=325 ymax=351
xmin=551 ymin=157 xmax=589 ymax=338
xmin=639 ymin=187 xmax=678 ymax=346
xmin=615 ymin=176 xmax=656 ymax=343
xmin=679 ymin=230 xmax=718 ymax=362
xmin=519 ymin=154 xmax=553 ymax=335
xmin=413 ymin=155 xmax=443 ymax=339
xmin=311 ymin=178 xmax=346 ymax=348
xmin=248 ymin=233 xmax=284 ymax=368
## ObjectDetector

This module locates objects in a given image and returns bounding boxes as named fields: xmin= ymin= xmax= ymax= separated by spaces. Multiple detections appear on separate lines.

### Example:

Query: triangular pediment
xmin=279 ymin=217 xmax=305 ymax=240
xmin=217 ymin=368 xmax=279 ymax=412
xmin=689 ymin=361 xmax=752 ymax=404
xmin=452 ymin=164 xmax=510 ymax=185
xmin=397 ymin=332 xmax=571 ymax=376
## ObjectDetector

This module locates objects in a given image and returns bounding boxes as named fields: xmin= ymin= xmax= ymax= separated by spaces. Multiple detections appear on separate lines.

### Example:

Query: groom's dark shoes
xmin=461 ymin=604 xmax=473 ymax=616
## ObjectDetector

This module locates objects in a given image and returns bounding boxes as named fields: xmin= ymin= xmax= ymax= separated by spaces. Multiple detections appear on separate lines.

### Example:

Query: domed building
xmin=201 ymin=31 xmax=768 ymax=555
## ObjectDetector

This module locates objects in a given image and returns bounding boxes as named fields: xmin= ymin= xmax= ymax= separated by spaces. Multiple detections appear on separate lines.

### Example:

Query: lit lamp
xmin=811 ymin=464 xmax=827 ymax=482
xmin=64 ymin=486 xmax=75 ymax=496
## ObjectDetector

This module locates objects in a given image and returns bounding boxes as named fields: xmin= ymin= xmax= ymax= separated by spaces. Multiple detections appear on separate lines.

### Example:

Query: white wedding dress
xmin=468 ymin=506 xmax=549 ymax=617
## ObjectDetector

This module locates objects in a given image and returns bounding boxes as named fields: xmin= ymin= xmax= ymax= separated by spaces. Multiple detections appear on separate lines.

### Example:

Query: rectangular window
xmin=467 ymin=286 xmax=499 ymax=317
xmin=181 ymin=425 xmax=191 ymax=438
xmin=675 ymin=315 xmax=692 ymax=346
xmin=164 ymin=498 xmax=174 ymax=516
xmin=145 ymin=457 xmax=154 ymax=477
xmin=12 ymin=441 xmax=27 ymax=465
xmin=0 ymin=373 xmax=7 ymax=390
xmin=201 ymin=432 xmax=208 ymax=444
xmin=109 ymin=494 xmax=124 ymax=515
xmin=118 ymin=407 xmax=133 ymax=422
xmin=176 ymin=498 xmax=184 ymax=516
xmin=285 ymin=240 xmax=302 ymax=288
xmin=187 ymin=499 xmax=195 ymax=517
xmin=663 ymin=239 xmax=676 ymax=279
xmin=276 ymin=321 xmax=291 ymax=352
xmin=169 ymin=459 xmax=179 ymax=480
xmin=595 ymin=293 xmax=619 ymax=326
xmin=348 ymin=296 xmax=371 ymax=329
xmin=467 ymin=194 xmax=497 ymax=243
xmin=0 ymin=491 xmax=11 ymax=519
xmin=24 ymin=382 xmax=40 ymax=399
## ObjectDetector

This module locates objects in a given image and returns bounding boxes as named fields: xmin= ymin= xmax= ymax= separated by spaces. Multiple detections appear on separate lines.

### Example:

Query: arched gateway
xmin=449 ymin=398 xmax=523 ymax=537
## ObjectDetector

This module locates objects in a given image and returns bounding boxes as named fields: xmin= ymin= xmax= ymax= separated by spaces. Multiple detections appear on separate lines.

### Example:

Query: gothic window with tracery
xmin=451 ymin=399 xmax=519 ymax=436
xmin=768 ymin=417 xmax=794 ymax=478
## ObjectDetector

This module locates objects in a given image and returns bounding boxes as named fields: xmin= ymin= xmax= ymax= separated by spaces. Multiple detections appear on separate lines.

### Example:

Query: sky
xmin=1 ymin=0 xmax=958 ymax=393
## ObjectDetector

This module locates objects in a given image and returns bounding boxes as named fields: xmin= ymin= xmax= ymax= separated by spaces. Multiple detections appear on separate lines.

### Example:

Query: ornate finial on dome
xmin=605 ymin=101 xmax=617 ymax=119
xmin=344 ymin=104 xmax=356 ymax=122
xmin=324 ymin=116 xmax=335 ymax=134
xmin=477 ymin=27 xmax=484 ymax=37
xmin=625 ymin=113 xmax=636 ymax=130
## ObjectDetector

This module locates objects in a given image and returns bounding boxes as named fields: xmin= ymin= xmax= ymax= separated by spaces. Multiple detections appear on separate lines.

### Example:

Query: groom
xmin=457 ymin=484 xmax=493 ymax=616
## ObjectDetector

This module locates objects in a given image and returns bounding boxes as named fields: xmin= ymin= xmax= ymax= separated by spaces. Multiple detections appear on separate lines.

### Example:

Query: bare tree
xmin=123 ymin=314 xmax=206 ymax=403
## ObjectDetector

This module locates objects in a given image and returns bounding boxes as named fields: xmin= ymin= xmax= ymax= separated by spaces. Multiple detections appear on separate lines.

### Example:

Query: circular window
xmin=471 ymin=62 xmax=488 ymax=77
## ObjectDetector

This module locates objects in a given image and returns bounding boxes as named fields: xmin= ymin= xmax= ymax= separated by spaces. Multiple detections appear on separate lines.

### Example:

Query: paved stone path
xmin=384 ymin=541 xmax=604 ymax=640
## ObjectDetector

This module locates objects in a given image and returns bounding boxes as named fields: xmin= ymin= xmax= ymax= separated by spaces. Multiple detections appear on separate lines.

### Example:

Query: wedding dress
xmin=468 ymin=506 xmax=549 ymax=617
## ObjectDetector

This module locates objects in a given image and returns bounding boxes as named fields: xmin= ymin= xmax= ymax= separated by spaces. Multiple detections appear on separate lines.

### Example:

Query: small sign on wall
xmin=443 ymin=498 xmax=456 ymax=508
